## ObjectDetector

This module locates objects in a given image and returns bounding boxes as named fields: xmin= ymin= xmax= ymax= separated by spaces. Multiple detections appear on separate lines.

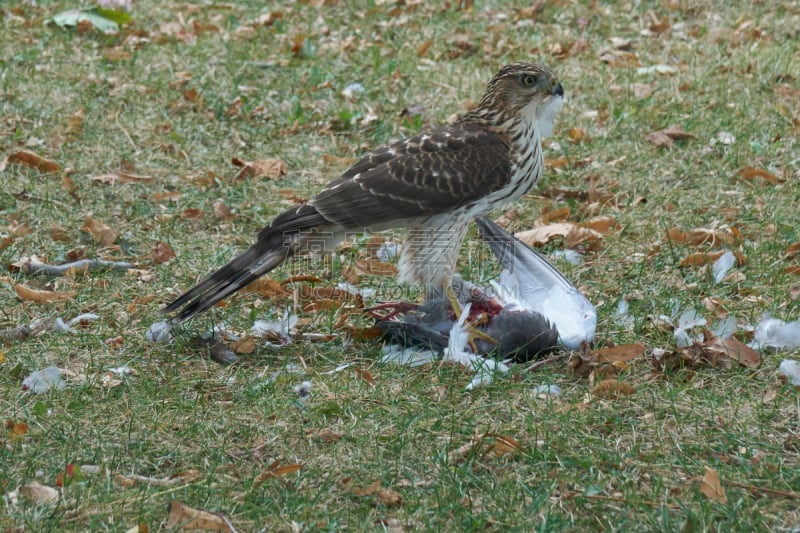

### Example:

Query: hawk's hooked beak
xmin=551 ymin=80 xmax=564 ymax=97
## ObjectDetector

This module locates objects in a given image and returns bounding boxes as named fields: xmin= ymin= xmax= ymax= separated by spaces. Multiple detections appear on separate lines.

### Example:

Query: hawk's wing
xmin=309 ymin=123 xmax=512 ymax=229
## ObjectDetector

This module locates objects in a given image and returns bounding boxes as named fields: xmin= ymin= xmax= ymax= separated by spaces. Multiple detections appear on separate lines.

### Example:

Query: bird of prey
xmin=166 ymin=63 xmax=564 ymax=323
xmin=375 ymin=217 xmax=596 ymax=363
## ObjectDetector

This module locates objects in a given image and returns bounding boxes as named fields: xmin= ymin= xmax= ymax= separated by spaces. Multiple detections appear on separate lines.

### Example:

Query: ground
xmin=1 ymin=0 xmax=799 ymax=531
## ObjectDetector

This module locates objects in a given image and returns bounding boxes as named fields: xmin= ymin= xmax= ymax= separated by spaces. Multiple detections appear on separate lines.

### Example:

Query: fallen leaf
xmin=699 ymin=467 xmax=727 ymax=504
xmin=166 ymin=500 xmax=234 ymax=532
xmin=353 ymin=480 xmax=382 ymax=497
xmin=232 ymin=157 xmax=287 ymax=181
xmin=179 ymin=208 xmax=204 ymax=220
xmin=15 ymin=284 xmax=76 ymax=303
xmin=740 ymin=166 xmax=783 ymax=185
xmin=243 ymin=277 xmax=290 ymax=298
xmin=252 ymin=461 xmax=302 ymax=488
xmin=90 ymin=172 xmax=154 ymax=184
xmin=661 ymin=126 xmax=696 ymax=140
xmin=644 ymin=131 xmax=674 ymax=148
xmin=213 ymin=200 xmax=234 ymax=220
xmin=567 ymin=127 xmax=586 ymax=142
xmin=6 ymin=150 xmax=60 ymax=172
xmin=484 ymin=433 xmax=526 ymax=457
xmin=354 ymin=258 xmax=397 ymax=277
xmin=306 ymin=428 xmax=343 ymax=442
xmin=593 ymin=343 xmax=645 ymax=363
xmin=229 ymin=336 xmax=256 ymax=354
xmin=539 ymin=206 xmax=571 ymax=224
xmin=82 ymin=217 xmax=118 ymax=246
xmin=544 ymin=157 xmax=569 ymax=169
xmin=65 ymin=108 xmax=85 ymax=140
xmin=375 ymin=488 xmax=403 ymax=507
xmin=151 ymin=242 xmax=175 ymax=264
xmin=592 ymin=379 xmax=635 ymax=398
xmin=354 ymin=368 xmax=376 ymax=385
xmin=581 ymin=215 xmax=619 ymax=234
xmin=703 ymin=335 xmax=761 ymax=368
xmin=9 ymin=421 xmax=28 ymax=435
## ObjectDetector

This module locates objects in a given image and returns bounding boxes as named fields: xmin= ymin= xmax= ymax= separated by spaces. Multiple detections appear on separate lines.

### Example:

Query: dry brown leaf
xmin=784 ymin=242 xmax=800 ymax=260
xmin=581 ymin=215 xmax=619 ymax=234
xmin=90 ymin=173 xmax=154 ymax=184
xmin=354 ymin=258 xmax=397 ymax=277
xmin=252 ymin=461 xmax=302 ymax=488
xmin=19 ymin=481 xmax=59 ymax=505
xmin=9 ymin=421 xmax=28 ymax=435
xmin=699 ymin=467 xmax=727 ymax=504
xmin=232 ymin=157 xmax=287 ymax=181
xmin=179 ymin=208 xmax=204 ymax=220
xmin=166 ymin=500 xmax=233 ymax=532
xmin=151 ymin=242 xmax=175 ymax=264
xmin=276 ymin=189 xmax=307 ymax=204
xmin=306 ymin=428 xmax=343 ymax=442
xmin=375 ymin=488 xmax=403 ymax=507
xmin=353 ymin=480 xmax=381 ymax=497
xmin=82 ymin=217 xmax=118 ymax=246
xmin=704 ymin=335 xmax=761 ymax=368
xmin=15 ymin=284 xmax=76 ymax=304
xmin=61 ymin=174 xmax=78 ymax=195
xmin=592 ymin=379 xmax=635 ymax=398
xmin=152 ymin=191 xmax=182 ymax=201
xmin=229 ymin=336 xmax=256 ymax=354
xmin=740 ymin=166 xmax=783 ymax=185
xmin=593 ymin=343 xmax=645 ymax=363
xmin=567 ymin=127 xmax=586 ymax=142
xmin=565 ymin=225 xmax=604 ymax=249
xmin=447 ymin=439 xmax=478 ymax=465
xmin=485 ymin=433 xmax=526 ymax=457
xmin=539 ymin=206 xmax=571 ymax=224
xmin=213 ymin=200 xmax=234 ymax=220
xmin=644 ymin=131 xmax=673 ymax=148
xmin=669 ymin=227 xmax=740 ymax=247
xmin=243 ymin=278 xmax=290 ymax=298
xmin=6 ymin=150 xmax=60 ymax=172
xmin=544 ymin=157 xmax=569 ymax=169
xmin=65 ymin=109 xmax=85 ymax=140
xmin=354 ymin=368 xmax=376 ymax=386
xmin=681 ymin=250 xmax=745 ymax=268
xmin=661 ymin=126 xmax=696 ymax=140
xmin=515 ymin=223 xmax=576 ymax=246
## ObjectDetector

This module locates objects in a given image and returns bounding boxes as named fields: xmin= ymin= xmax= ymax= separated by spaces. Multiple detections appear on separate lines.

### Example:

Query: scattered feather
xmin=336 ymin=282 xmax=376 ymax=299
xmin=22 ymin=366 xmax=66 ymax=393
xmin=748 ymin=315 xmax=800 ymax=351
xmin=613 ymin=299 xmax=635 ymax=328
xmin=532 ymin=384 xmax=561 ymax=396
xmin=779 ymin=359 xmax=800 ymax=385
xmin=549 ymin=249 xmax=583 ymax=265
xmin=376 ymin=241 xmax=401 ymax=261
xmin=380 ymin=345 xmax=437 ymax=367
xmin=145 ymin=320 xmax=174 ymax=343
xmin=674 ymin=308 xmax=707 ymax=347
xmin=251 ymin=309 xmax=298 ymax=344
xmin=713 ymin=250 xmax=736 ymax=282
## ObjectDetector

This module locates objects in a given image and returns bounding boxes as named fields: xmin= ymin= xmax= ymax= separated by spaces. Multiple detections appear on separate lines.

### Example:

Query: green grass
xmin=2 ymin=0 xmax=799 ymax=530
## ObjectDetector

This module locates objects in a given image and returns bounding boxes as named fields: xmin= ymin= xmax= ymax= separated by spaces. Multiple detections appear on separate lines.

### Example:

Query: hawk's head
xmin=477 ymin=63 xmax=564 ymax=137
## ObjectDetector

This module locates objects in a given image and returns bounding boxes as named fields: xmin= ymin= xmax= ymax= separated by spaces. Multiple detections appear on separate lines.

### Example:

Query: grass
xmin=1 ymin=0 xmax=799 ymax=530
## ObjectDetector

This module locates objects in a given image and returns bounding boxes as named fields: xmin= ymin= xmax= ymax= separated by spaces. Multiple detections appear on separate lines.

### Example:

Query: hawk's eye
xmin=521 ymin=74 xmax=537 ymax=86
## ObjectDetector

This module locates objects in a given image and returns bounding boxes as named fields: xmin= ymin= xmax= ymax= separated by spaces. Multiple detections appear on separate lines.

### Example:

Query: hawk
xmin=166 ymin=63 xmax=564 ymax=323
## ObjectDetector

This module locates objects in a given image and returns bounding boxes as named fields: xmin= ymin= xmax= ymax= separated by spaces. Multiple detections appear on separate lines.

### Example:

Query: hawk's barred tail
xmin=164 ymin=232 xmax=292 ymax=323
